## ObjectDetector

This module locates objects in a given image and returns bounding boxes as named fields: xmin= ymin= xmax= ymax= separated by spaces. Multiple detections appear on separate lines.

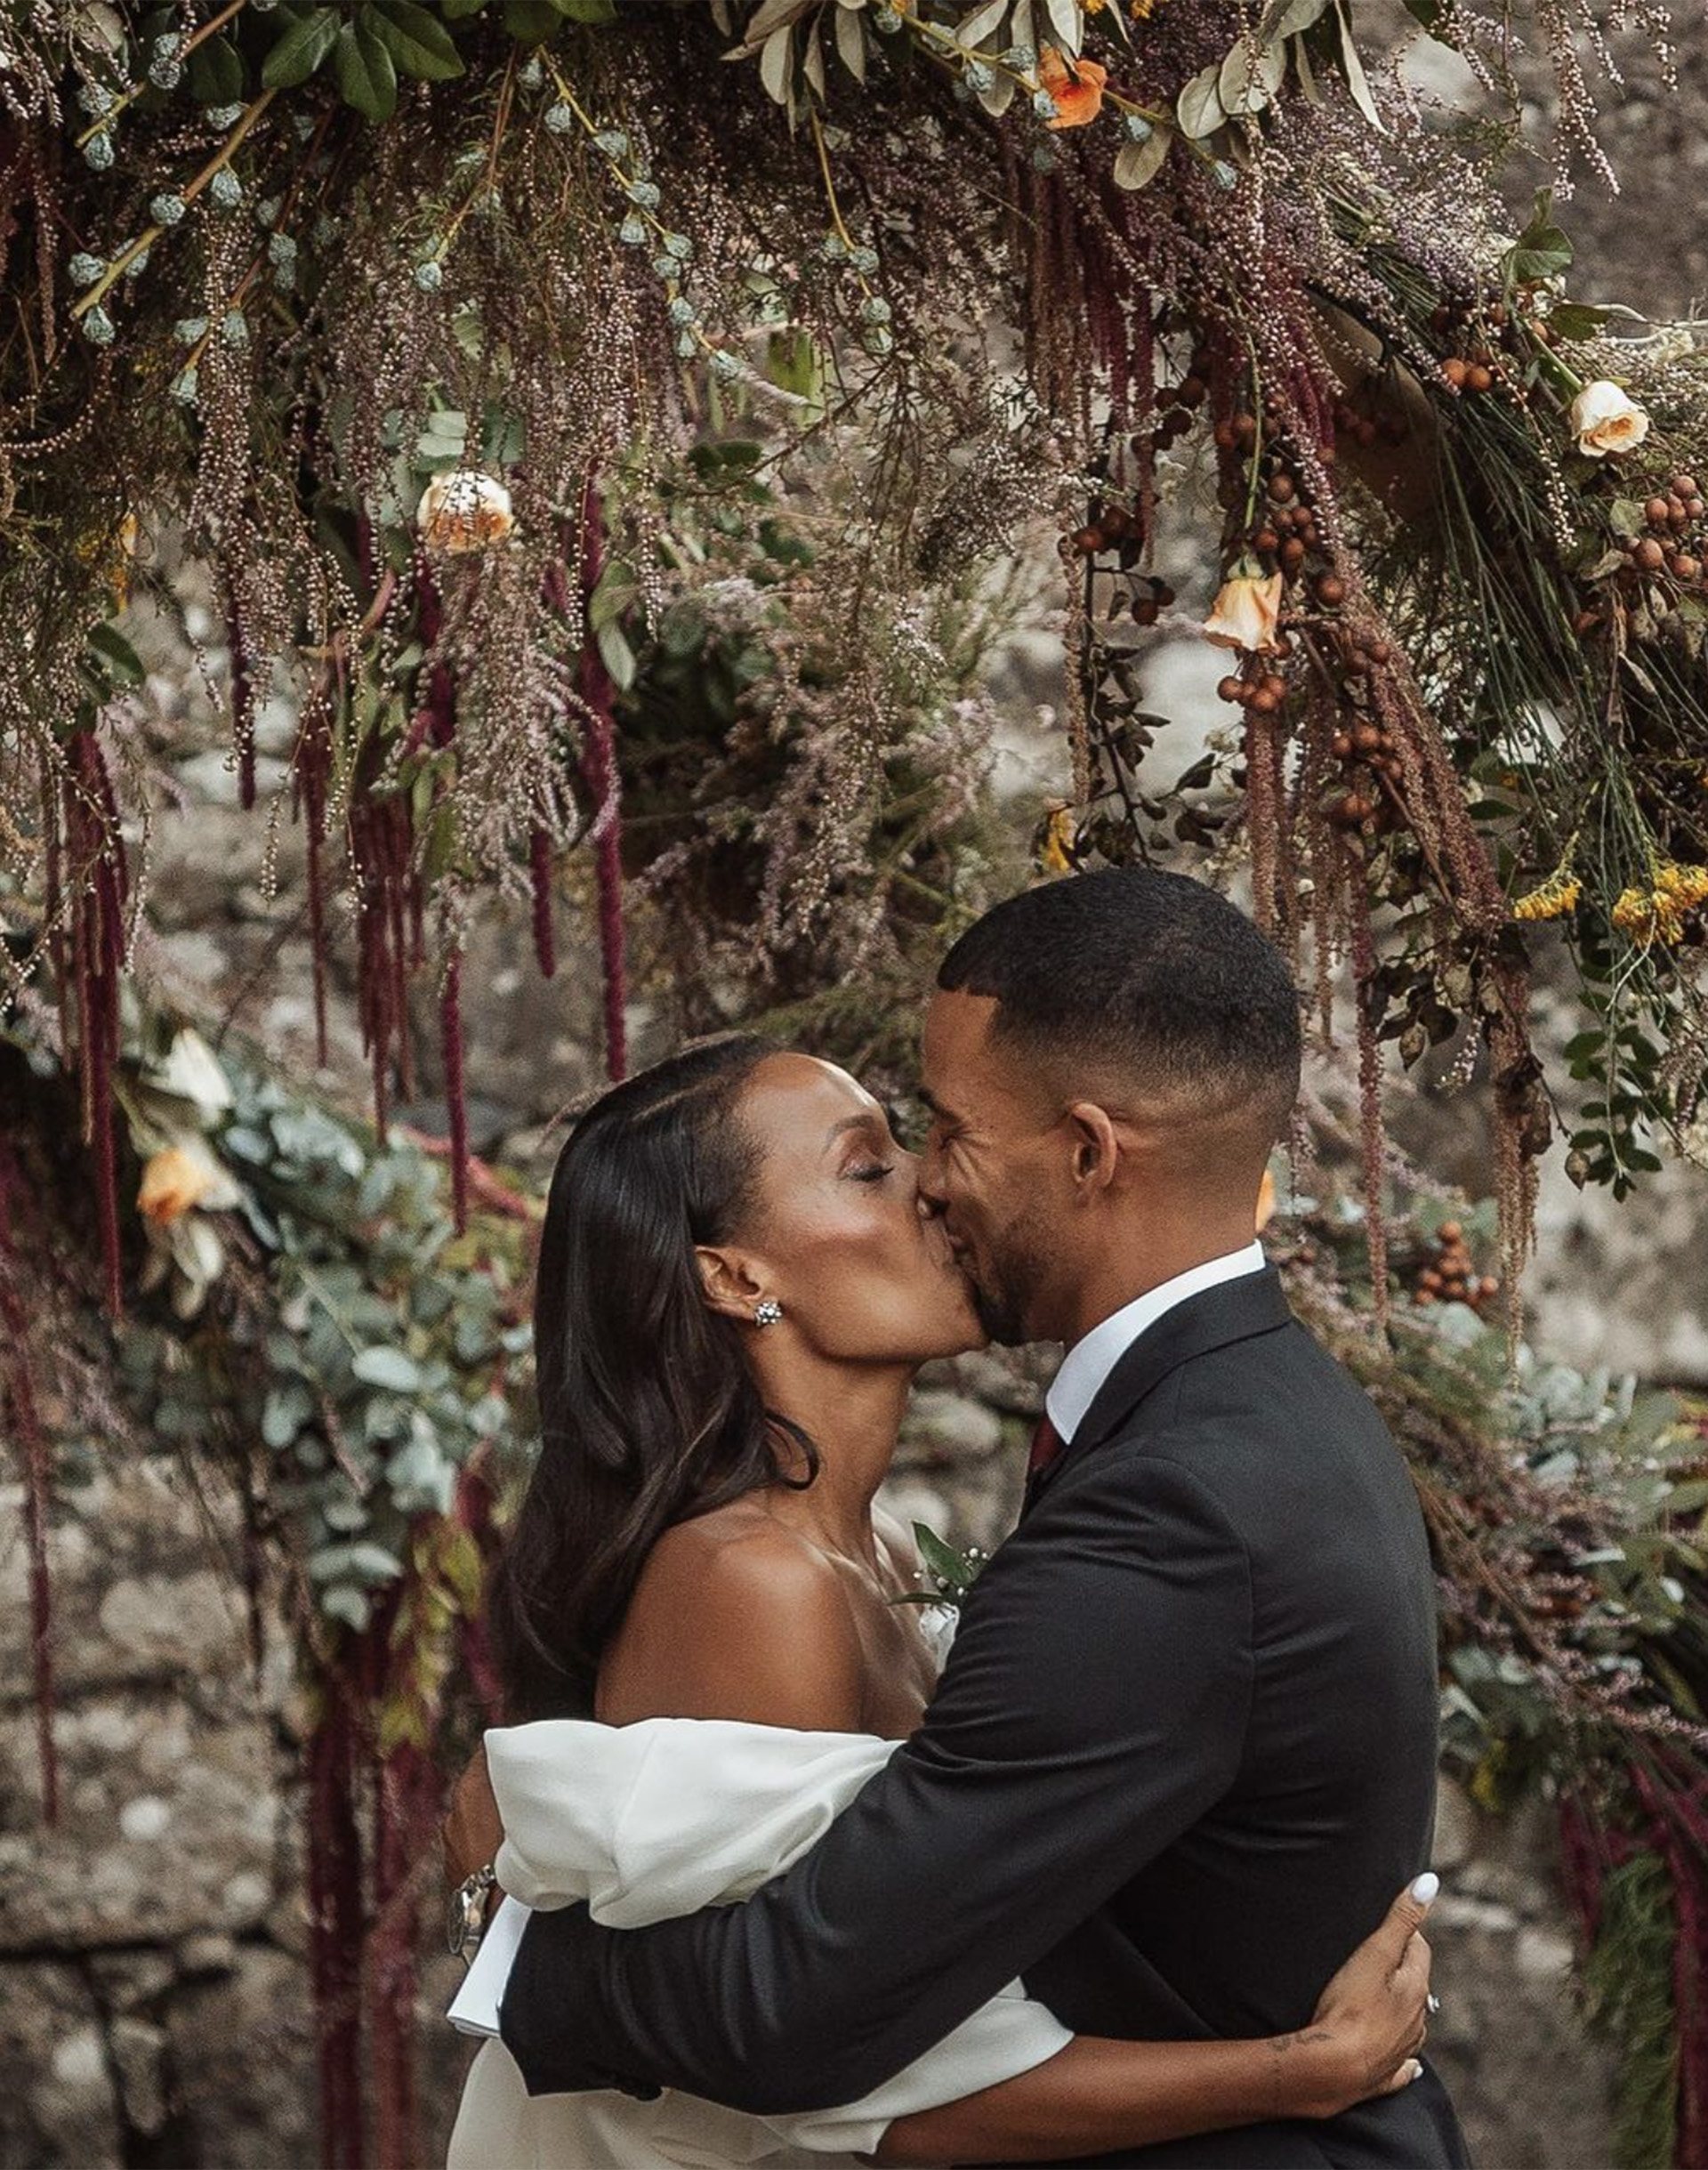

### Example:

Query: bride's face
xmin=714 ymin=1053 xmax=986 ymax=1365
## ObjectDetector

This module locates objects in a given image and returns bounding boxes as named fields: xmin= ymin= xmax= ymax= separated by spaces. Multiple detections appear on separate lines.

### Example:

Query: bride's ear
xmin=695 ymin=1244 xmax=769 ymax=1324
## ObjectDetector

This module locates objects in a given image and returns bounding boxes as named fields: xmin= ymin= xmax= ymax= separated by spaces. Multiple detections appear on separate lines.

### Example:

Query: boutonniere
xmin=893 ymin=1522 xmax=991 ymax=1612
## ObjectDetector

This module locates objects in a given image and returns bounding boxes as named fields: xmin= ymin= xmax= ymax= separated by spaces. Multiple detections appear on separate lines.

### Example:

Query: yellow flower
xmin=1036 ymin=803 xmax=1077 ymax=875
xmin=1610 ymin=861 xmax=1707 ymax=944
xmin=138 ymin=1142 xmax=221 ymax=1226
xmin=1129 ymin=0 xmax=1163 ymax=19
xmin=1512 ymin=873 xmax=1582 ymax=923
xmin=1203 ymin=569 xmax=1283 ymax=654
xmin=417 ymin=470 xmax=516 ymax=556
xmin=1656 ymin=861 xmax=1708 ymax=908
xmin=1038 ymin=45 xmax=1108 ymax=128
xmin=1254 ymin=1166 xmax=1277 ymax=1232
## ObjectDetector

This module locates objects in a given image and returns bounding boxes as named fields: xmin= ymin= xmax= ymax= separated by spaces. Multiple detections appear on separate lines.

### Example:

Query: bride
xmin=445 ymin=1034 xmax=1434 ymax=2168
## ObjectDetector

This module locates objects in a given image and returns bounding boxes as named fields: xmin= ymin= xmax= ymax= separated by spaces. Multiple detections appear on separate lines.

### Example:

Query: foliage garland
xmin=2 ymin=0 xmax=1707 ymax=1317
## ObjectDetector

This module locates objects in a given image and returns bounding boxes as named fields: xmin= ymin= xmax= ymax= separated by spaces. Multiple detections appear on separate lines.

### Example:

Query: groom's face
xmin=917 ymin=991 xmax=1067 ymax=1346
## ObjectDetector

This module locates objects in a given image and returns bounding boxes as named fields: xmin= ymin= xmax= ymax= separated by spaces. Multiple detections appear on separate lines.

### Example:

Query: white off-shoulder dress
xmin=445 ymin=1712 xmax=1073 ymax=2168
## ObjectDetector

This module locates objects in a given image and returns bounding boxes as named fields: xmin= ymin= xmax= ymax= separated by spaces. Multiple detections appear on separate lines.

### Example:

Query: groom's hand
xmin=442 ymin=1743 xmax=504 ymax=1907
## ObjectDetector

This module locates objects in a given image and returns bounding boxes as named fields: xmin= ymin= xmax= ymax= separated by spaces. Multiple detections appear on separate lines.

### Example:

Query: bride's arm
xmin=871 ymin=1884 xmax=1432 ymax=2165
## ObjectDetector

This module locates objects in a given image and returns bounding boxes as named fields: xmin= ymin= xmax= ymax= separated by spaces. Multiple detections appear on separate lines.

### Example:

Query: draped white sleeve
xmin=446 ymin=1715 xmax=1072 ymax=2166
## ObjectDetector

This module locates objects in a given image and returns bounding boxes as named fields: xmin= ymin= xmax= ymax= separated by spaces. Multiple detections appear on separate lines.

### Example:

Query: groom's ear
xmin=1063 ymin=1101 xmax=1122 ymax=1196
xmin=695 ymin=1244 xmax=767 ymax=1323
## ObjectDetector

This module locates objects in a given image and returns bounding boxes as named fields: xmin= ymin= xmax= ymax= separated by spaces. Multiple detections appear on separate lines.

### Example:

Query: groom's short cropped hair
xmin=939 ymin=867 xmax=1301 ymax=1131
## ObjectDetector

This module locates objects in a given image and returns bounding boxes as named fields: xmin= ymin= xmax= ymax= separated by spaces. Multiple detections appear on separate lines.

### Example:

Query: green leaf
xmin=87 ymin=622 xmax=145 ymax=688
xmin=1608 ymin=498 xmax=1646 ymax=540
xmin=556 ymin=0 xmax=616 ymax=20
xmin=334 ymin=12 xmax=399 ymax=119
xmin=351 ymin=1345 xmax=424 ymax=1391
xmin=503 ymin=0 xmax=562 ymax=36
xmin=1504 ymin=194 xmax=1573 ymax=286
xmin=595 ymin=618 xmax=638 ymax=692
xmin=262 ymin=7 xmax=339 ymax=88
xmin=188 ymin=33 xmax=246 ymax=104
xmin=1548 ymin=303 xmax=1609 ymax=342
xmin=441 ymin=0 xmax=488 ymax=13
xmin=371 ymin=0 xmax=466 ymax=79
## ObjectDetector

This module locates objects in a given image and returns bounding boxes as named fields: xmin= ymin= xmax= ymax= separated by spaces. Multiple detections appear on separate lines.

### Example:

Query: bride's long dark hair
xmin=489 ymin=1034 xmax=818 ymax=1721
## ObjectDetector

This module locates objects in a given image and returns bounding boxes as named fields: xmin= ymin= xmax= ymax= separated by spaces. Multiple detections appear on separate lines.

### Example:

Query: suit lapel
xmin=1024 ymin=1267 xmax=1293 ymax=1515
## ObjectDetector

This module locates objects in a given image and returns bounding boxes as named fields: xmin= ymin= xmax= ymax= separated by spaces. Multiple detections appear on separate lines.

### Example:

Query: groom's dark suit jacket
xmin=499 ymin=1268 xmax=1470 ymax=2167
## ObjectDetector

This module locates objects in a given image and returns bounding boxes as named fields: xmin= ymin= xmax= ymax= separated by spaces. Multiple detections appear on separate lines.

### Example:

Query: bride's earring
xmin=753 ymin=1298 xmax=784 ymax=1328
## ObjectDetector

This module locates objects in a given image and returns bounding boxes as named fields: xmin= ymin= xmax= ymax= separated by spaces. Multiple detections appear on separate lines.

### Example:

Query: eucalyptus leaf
xmin=1113 ymin=128 xmax=1170 ymax=189
xmin=759 ymin=20 xmax=794 ymax=101
xmin=834 ymin=5 xmax=867 ymax=79
xmin=954 ymin=0 xmax=1008 ymax=44
xmin=1176 ymin=61 xmax=1225 ymax=139
xmin=1217 ymin=36 xmax=1285 ymax=116
xmin=1331 ymin=0 xmax=1384 ymax=132
xmin=351 ymin=1345 xmax=423 ymax=1391
xmin=1043 ymin=0 xmax=1081 ymax=55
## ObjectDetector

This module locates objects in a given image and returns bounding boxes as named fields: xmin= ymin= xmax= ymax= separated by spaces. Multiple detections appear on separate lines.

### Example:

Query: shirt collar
xmin=1044 ymin=1240 xmax=1268 ymax=1446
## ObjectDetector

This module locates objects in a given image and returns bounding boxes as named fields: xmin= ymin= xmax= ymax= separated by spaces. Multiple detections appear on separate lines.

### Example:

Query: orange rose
xmin=1039 ymin=46 xmax=1108 ymax=128
xmin=138 ymin=1143 xmax=220 ymax=1226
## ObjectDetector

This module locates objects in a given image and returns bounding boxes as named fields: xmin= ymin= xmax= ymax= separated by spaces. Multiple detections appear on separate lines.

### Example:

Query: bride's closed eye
xmin=845 ymin=1159 xmax=896 ymax=1183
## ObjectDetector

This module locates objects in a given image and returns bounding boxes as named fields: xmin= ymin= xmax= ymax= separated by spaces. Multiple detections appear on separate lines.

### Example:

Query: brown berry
xmin=1073 ymin=526 xmax=1102 ymax=554
xmin=1281 ymin=538 xmax=1307 ymax=571
xmin=1253 ymin=527 xmax=1280 ymax=554
xmin=1249 ymin=688 xmax=1282 ymax=716
xmin=1672 ymin=472 xmax=1698 ymax=498
xmin=1332 ymin=731 xmax=1354 ymax=760
xmin=1269 ymin=473 xmax=1297 ymax=504
xmin=1217 ymin=674 xmax=1245 ymax=703
xmin=1316 ymin=574 xmax=1347 ymax=608
xmin=1646 ymin=497 xmax=1672 ymax=529
xmin=1441 ymin=358 xmax=1470 ymax=390
xmin=1636 ymin=537 xmax=1667 ymax=571
xmin=1466 ymin=364 xmax=1494 ymax=394
xmin=1677 ymin=556 xmax=1702 ymax=582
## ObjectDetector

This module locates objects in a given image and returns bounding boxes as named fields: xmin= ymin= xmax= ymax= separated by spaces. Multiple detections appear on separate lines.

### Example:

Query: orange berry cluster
xmin=1412 ymin=1220 xmax=1500 ymax=1313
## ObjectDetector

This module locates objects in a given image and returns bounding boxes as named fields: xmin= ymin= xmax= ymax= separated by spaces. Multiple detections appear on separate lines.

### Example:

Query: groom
xmin=487 ymin=867 xmax=1470 ymax=2167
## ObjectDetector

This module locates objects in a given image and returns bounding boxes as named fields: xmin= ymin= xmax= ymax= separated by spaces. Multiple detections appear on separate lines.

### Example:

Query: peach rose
xmin=417 ymin=471 xmax=516 ymax=555
xmin=1569 ymin=381 xmax=1649 ymax=460
xmin=1203 ymin=569 xmax=1283 ymax=654
xmin=138 ymin=1142 xmax=221 ymax=1226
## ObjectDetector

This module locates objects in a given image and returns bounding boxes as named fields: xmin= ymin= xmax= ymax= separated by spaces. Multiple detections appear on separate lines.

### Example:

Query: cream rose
xmin=417 ymin=470 xmax=516 ymax=555
xmin=1203 ymin=569 xmax=1283 ymax=654
xmin=138 ymin=1141 xmax=222 ymax=1225
xmin=1569 ymin=381 xmax=1650 ymax=460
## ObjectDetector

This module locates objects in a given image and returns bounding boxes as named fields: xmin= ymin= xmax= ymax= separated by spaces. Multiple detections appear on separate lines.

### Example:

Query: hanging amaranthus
xmin=0 ymin=1140 xmax=60 ymax=1826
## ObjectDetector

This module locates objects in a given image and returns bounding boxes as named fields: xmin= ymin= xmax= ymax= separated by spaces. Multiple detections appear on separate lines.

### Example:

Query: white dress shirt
xmin=1044 ymin=1239 xmax=1269 ymax=1447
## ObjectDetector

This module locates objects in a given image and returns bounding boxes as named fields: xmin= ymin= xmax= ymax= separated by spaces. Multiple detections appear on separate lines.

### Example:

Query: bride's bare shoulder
xmin=600 ymin=1504 xmax=866 ymax=1730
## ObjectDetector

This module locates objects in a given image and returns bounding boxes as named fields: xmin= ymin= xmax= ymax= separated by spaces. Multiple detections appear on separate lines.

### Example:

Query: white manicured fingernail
xmin=1407 ymin=2060 xmax=1423 ymax=2083
xmin=1410 ymin=1872 xmax=1439 ymax=1905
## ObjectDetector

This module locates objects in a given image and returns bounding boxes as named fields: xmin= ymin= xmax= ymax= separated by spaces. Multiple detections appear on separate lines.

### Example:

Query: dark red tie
xmin=1028 ymin=1414 xmax=1064 ymax=1477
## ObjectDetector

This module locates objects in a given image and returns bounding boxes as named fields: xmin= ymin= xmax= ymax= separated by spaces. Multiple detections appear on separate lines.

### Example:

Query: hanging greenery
xmin=3 ymin=0 xmax=1708 ymax=1319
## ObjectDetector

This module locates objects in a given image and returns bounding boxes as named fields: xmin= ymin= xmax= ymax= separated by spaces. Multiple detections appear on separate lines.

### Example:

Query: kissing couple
xmin=441 ymin=867 xmax=1470 ymax=2169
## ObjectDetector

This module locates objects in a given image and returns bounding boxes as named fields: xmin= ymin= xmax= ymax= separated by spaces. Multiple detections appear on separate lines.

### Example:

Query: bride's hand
xmin=442 ymin=1742 xmax=505 ymax=1908
xmin=1291 ymin=1876 xmax=1436 ymax=2118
